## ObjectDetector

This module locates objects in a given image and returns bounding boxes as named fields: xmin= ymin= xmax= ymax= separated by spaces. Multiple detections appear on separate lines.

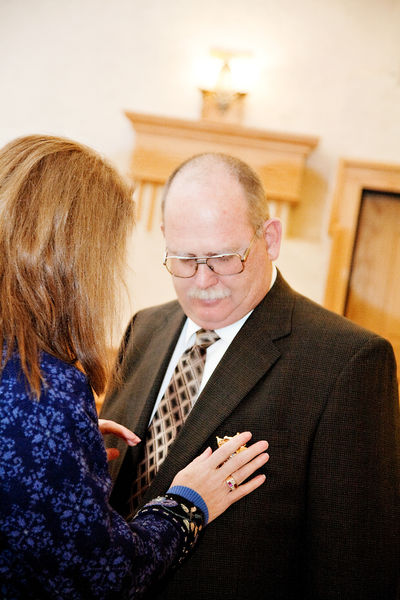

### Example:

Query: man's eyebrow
xmin=169 ymin=248 xmax=238 ymax=257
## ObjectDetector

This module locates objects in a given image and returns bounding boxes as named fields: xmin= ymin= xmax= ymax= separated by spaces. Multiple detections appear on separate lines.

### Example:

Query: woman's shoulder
xmin=1 ymin=350 xmax=93 ymax=410
xmin=40 ymin=352 xmax=89 ymax=390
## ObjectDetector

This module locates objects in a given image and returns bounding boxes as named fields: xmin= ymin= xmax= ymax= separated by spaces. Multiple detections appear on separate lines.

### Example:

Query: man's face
xmin=162 ymin=165 xmax=280 ymax=330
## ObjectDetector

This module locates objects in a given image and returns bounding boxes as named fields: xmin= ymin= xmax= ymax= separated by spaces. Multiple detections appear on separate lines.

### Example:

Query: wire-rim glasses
xmin=163 ymin=231 xmax=259 ymax=278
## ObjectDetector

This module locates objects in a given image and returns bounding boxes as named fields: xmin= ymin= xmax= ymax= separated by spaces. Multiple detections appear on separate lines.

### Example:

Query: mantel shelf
xmin=125 ymin=111 xmax=319 ymax=230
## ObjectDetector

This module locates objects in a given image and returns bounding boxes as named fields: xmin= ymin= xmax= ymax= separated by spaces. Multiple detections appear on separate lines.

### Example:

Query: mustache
xmin=187 ymin=287 xmax=232 ymax=301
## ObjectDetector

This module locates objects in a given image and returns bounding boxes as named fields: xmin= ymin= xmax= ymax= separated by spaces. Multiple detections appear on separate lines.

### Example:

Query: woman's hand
xmin=98 ymin=419 xmax=141 ymax=461
xmin=170 ymin=432 xmax=269 ymax=523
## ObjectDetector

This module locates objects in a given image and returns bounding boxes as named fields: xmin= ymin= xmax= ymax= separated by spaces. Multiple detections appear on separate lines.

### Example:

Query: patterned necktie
xmin=129 ymin=328 xmax=220 ymax=511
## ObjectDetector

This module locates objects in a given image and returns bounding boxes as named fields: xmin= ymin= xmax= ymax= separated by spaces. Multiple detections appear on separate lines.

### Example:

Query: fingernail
xmin=127 ymin=438 xmax=140 ymax=446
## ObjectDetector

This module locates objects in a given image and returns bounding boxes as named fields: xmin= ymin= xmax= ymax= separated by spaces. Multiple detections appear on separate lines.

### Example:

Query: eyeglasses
xmin=163 ymin=231 xmax=259 ymax=278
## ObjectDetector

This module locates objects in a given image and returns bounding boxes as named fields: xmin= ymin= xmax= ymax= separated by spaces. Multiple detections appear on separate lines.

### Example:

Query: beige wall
xmin=1 ymin=0 xmax=400 ymax=340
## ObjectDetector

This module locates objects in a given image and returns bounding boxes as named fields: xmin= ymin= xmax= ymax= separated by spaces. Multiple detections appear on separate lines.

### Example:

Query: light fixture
xmin=199 ymin=48 xmax=252 ymax=124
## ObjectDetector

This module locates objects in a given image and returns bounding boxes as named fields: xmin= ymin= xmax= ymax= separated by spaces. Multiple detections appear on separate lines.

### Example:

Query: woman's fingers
xmin=170 ymin=432 xmax=269 ymax=523
xmin=98 ymin=419 xmax=141 ymax=446
xmin=219 ymin=439 xmax=269 ymax=478
xmin=208 ymin=432 xmax=253 ymax=468
xmin=192 ymin=446 xmax=213 ymax=463
xmin=226 ymin=451 xmax=269 ymax=488
xmin=227 ymin=473 xmax=266 ymax=503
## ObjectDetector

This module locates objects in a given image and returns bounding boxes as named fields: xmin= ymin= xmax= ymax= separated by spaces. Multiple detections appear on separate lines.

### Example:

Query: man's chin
xmin=187 ymin=298 xmax=232 ymax=328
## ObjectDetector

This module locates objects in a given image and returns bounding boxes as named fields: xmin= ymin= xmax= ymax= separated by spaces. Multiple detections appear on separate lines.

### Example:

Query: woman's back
xmin=0 ymin=351 xmax=181 ymax=598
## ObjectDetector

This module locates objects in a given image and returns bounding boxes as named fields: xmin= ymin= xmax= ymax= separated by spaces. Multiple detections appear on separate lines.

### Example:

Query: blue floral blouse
xmin=0 ymin=351 xmax=203 ymax=599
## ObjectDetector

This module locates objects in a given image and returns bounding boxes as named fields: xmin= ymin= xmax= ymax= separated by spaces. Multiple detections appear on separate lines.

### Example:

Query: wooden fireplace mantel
xmin=125 ymin=111 xmax=319 ymax=231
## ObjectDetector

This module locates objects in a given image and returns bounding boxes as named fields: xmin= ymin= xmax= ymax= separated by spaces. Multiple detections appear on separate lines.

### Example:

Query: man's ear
xmin=262 ymin=218 xmax=282 ymax=261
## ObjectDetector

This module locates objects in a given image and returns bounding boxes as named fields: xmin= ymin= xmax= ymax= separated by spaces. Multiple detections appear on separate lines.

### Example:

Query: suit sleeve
xmin=305 ymin=336 xmax=400 ymax=599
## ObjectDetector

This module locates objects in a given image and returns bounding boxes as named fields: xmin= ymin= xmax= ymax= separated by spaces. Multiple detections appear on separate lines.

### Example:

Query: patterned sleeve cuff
xmin=135 ymin=495 xmax=204 ymax=564
xmin=166 ymin=486 xmax=209 ymax=525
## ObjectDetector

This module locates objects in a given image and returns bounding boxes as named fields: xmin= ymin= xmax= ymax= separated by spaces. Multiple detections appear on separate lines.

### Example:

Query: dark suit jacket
xmin=101 ymin=272 xmax=400 ymax=600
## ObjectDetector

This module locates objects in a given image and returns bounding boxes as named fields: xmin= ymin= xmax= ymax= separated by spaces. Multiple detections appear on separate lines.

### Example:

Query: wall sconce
xmin=199 ymin=48 xmax=252 ymax=124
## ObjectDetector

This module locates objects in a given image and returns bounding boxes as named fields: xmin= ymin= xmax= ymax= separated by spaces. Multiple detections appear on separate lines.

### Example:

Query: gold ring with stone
xmin=225 ymin=475 xmax=238 ymax=491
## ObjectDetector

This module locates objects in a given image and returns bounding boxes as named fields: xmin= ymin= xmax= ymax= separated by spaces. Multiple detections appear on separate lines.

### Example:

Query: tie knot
xmin=195 ymin=329 xmax=220 ymax=349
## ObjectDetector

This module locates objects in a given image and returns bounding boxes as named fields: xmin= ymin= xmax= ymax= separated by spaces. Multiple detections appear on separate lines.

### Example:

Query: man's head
xmin=161 ymin=153 xmax=282 ymax=329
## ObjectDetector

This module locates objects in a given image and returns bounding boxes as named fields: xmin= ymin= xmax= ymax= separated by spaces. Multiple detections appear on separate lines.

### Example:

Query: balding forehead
xmin=171 ymin=154 xmax=233 ymax=185
xmin=164 ymin=164 xmax=243 ymax=218
xmin=161 ymin=152 xmax=268 ymax=229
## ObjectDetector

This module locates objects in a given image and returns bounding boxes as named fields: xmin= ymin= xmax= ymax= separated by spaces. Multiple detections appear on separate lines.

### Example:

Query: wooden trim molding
xmin=125 ymin=111 xmax=318 ymax=231
xmin=324 ymin=158 xmax=400 ymax=313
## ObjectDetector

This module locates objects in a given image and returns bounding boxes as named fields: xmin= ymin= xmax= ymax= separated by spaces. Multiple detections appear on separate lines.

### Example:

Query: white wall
xmin=1 ymin=0 xmax=400 ymax=337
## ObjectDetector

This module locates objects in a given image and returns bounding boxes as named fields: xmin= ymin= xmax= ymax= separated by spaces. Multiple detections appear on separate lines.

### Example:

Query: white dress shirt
xmin=148 ymin=264 xmax=277 ymax=424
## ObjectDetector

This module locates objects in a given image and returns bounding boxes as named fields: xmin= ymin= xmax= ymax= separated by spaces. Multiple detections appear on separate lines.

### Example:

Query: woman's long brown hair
xmin=0 ymin=134 xmax=135 ymax=397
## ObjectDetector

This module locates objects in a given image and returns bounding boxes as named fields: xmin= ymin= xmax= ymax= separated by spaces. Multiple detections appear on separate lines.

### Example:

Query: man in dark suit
xmin=101 ymin=152 xmax=400 ymax=599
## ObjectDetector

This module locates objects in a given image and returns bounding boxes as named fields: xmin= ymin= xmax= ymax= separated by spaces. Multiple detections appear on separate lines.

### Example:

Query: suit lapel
xmin=142 ymin=272 xmax=294 ymax=501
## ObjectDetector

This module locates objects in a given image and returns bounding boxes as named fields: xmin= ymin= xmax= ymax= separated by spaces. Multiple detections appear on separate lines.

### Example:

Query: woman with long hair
xmin=0 ymin=135 xmax=268 ymax=599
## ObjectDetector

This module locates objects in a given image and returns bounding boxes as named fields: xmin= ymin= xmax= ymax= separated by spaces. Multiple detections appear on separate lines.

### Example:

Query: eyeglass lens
xmin=166 ymin=254 xmax=243 ymax=277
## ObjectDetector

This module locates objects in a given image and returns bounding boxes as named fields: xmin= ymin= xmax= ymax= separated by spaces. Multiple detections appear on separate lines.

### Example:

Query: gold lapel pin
xmin=216 ymin=434 xmax=247 ymax=453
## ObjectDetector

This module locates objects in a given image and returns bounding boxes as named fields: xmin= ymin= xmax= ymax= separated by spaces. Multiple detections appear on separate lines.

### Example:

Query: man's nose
xmin=194 ymin=262 xmax=219 ymax=287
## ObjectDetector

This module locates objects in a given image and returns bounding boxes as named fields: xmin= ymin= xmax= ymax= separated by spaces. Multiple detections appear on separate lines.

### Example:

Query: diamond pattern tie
xmin=129 ymin=328 xmax=220 ymax=511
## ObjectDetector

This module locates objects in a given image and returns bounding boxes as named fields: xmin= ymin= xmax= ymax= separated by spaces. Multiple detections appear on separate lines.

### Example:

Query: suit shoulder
xmin=293 ymin=290 xmax=390 ymax=348
xmin=272 ymin=274 xmax=384 ymax=347
xmin=136 ymin=299 xmax=181 ymax=320
xmin=131 ymin=299 xmax=182 ymax=330
xmin=120 ymin=299 xmax=182 ymax=350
